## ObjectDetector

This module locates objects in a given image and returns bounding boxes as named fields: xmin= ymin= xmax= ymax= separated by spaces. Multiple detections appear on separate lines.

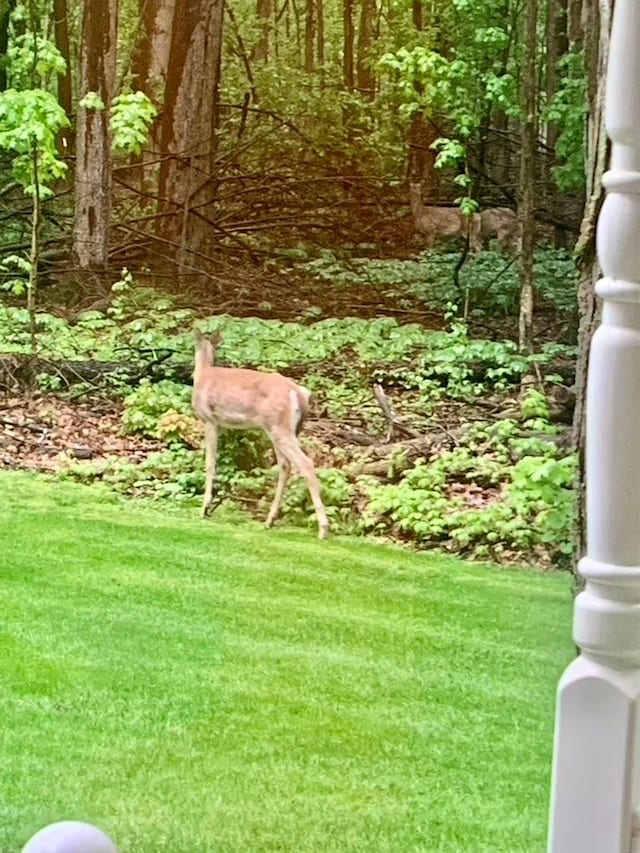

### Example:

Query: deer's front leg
xmin=202 ymin=421 xmax=219 ymax=517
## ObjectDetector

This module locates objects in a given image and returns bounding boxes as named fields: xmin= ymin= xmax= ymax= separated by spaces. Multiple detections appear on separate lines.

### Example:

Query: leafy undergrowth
xmin=0 ymin=471 xmax=573 ymax=852
xmin=298 ymin=246 xmax=578 ymax=323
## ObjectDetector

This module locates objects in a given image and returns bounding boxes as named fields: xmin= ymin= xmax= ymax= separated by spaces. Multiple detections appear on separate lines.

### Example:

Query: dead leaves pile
xmin=0 ymin=396 xmax=164 ymax=473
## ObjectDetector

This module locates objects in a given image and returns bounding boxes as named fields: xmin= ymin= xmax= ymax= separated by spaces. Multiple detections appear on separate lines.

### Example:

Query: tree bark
xmin=546 ymin=0 xmax=570 ymax=246
xmin=253 ymin=0 xmax=272 ymax=62
xmin=517 ymin=0 xmax=538 ymax=355
xmin=304 ymin=0 xmax=316 ymax=73
xmin=343 ymin=0 xmax=355 ymax=93
xmin=72 ymin=0 xmax=118 ymax=279
xmin=53 ymin=0 xmax=73 ymax=138
xmin=131 ymin=0 xmax=176 ymax=102
xmin=572 ymin=0 xmax=611 ymax=574
xmin=129 ymin=0 xmax=176 ymax=193
xmin=356 ymin=0 xmax=375 ymax=99
xmin=0 ymin=0 xmax=16 ymax=91
xmin=316 ymin=0 xmax=325 ymax=70
xmin=157 ymin=0 xmax=225 ymax=271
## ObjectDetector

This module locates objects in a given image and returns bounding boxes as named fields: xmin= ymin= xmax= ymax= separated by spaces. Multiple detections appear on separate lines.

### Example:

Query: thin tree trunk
xmin=0 ymin=0 xmax=16 ymax=91
xmin=546 ymin=0 xmax=569 ymax=149
xmin=343 ymin=0 xmax=355 ymax=93
xmin=73 ymin=0 xmax=118 ymax=280
xmin=546 ymin=0 xmax=569 ymax=243
xmin=356 ymin=0 xmax=375 ymax=99
xmin=53 ymin=0 xmax=72 ymax=123
xmin=253 ymin=0 xmax=272 ymax=62
xmin=518 ymin=0 xmax=538 ymax=355
xmin=316 ymin=0 xmax=325 ymax=70
xmin=28 ymin=141 xmax=41 ymax=354
xmin=227 ymin=4 xmax=258 ymax=103
xmin=341 ymin=0 xmax=356 ymax=194
xmin=572 ymin=0 xmax=611 ymax=576
xmin=304 ymin=0 xmax=315 ymax=73
xmin=52 ymin=0 xmax=73 ymax=155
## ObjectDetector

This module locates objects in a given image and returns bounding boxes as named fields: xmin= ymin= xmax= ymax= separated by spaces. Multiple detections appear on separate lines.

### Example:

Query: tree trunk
xmin=356 ymin=0 xmax=375 ymax=99
xmin=316 ymin=0 xmax=325 ymax=70
xmin=253 ymin=0 xmax=272 ymax=62
xmin=72 ymin=0 xmax=118 ymax=280
xmin=53 ymin=0 xmax=72 ymax=144
xmin=517 ymin=0 xmax=538 ymax=355
xmin=129 ymin=0 xmax=176 ymax=193
xmin=157 ymin=0 xmax=225 ymax=274
xmin=546 ymin=0 xmax=569 ymax=150
xmin=572 ymin=0 xmax=611 ymax=575
xmin=343 ymin=0 xmax=355 ymax=93
xmin=304 ymin=0 xmax=316 ymax=73
xmin=131 ymin=0 xmax=176 ymax=101
xmin=0 ymin=0 xmax=16 ymax=91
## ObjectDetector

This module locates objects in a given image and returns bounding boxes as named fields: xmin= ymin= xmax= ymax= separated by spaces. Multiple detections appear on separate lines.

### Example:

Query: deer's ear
xmin=210 ymin=331 xmax=223 ymax=348
xmin=194 ymin=327 xmax=205 ymax=343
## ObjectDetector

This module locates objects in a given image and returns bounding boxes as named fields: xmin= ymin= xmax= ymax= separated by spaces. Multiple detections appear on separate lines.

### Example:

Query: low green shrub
xmin=363 ymin=391 xmax=575 ymax=565
xmin=298 ymin=247 xmax=578 ymax=318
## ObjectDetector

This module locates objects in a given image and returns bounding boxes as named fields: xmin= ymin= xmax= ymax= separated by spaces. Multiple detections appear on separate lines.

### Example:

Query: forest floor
xmin=0 ymin=395 xmax=171 ymax=474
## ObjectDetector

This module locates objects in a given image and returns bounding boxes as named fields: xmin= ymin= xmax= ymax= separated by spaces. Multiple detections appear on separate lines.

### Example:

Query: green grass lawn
xmin=0 ymin=471 xmax=573 ymax=852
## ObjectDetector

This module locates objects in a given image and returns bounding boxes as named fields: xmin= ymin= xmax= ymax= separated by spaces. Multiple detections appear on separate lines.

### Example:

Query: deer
xmin=191 ymin=329 xmax=330 ymax=540
xmin=479 ymin=207 xmax=521 ymax=251
xmin=408 ymin=182 xmax=482 ymax=253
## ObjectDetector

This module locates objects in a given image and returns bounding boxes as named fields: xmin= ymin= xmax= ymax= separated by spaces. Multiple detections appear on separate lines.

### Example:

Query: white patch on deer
xmin=289 ymin=388 xmax=303 ymax=434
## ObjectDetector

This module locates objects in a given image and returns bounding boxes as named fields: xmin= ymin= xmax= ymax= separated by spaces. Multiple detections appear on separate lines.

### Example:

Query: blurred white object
xmin=22 ymin=821 xmax=119 ymax=853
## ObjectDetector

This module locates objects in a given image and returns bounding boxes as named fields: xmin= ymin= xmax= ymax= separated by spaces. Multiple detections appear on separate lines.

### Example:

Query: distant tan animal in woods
xmin=479 ymin=207 xmax=521 ymax=251
xmin=191 ymin=329 xmax=330 ymax=539
xmin=408 ymin=183 xmax=482 ymax=252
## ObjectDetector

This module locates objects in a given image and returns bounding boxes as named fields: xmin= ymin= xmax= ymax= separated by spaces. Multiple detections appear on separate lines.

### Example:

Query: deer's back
xmin=192 ymin=366 xmax=309 ymax=432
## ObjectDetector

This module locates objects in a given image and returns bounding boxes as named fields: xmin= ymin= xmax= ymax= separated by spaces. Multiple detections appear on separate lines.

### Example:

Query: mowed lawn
xmin=0 ymin=471 xmax=573 ymax=852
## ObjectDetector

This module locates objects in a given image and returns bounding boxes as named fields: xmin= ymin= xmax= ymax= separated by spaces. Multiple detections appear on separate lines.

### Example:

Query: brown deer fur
xmin=192 ymin=329 xmax=330 ymax=539
xmin=408 ymin=183 xmax=482 ymax=253
xmin=479 ymin=207 xmax=521 ymax=251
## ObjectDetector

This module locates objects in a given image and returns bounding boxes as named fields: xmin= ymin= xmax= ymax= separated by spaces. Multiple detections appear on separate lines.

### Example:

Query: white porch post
xmin=548 ymin=1 xmax=640 ymax=850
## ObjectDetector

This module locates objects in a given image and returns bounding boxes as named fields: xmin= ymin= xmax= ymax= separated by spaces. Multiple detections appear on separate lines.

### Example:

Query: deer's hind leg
xmin=265 ymin=445 xmax=292 ymax=528
xmin=202 ymin=421 xmax=219 ymax=517
xmin=275 ymin=433 xmax=330 ymax=540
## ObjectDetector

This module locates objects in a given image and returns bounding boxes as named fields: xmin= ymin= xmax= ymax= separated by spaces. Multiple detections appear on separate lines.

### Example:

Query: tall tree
xmin=356 ymin=0 xmax=375 ymax=99
xmin=73 ymin=0 xmax=118 ymax=278
xmin=131 ymin=0 xmax=176 ymax=103
xmin=0 ymin=0 xmax=15 ymax=92
xmin=157 ymin=0 xmax=225 ymax=269
xmin=343 ymin=0 xmax=355 ymax=94
xmin=316 ymin=0 xmax=325 ymax=70
xmin=253 ymin=0 xmax=272 ymax=62
xmin=130 ymin=0 xmax=176 ymax=193
xmin=572 ymin=0 xmax=612 ymax=572
xmin=518 ymin=0 xmax=539 ymax=355
xmin=53 ymin=0 xmax=72 ymax=150
xmin=304 ymin=0 xmax=316 ymax=73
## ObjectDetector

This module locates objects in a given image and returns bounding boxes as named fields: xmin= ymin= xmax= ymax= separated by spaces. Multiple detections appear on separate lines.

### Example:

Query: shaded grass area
xmin=0 ymin=471 xmax=573 ymax=852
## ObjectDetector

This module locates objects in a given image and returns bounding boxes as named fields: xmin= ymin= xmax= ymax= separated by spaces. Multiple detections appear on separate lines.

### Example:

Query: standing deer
xmin=408 ymin=183 xmax=482 ymax=253
xmin=192 ymin=329 xmax=330 ymax=539
xmin=479 ymin=207 xmax=521 ymax=251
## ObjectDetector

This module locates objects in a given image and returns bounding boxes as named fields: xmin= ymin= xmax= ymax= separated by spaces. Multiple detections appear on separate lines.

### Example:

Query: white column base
xmin=549 ymin=656 xmax=640 ymax=852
